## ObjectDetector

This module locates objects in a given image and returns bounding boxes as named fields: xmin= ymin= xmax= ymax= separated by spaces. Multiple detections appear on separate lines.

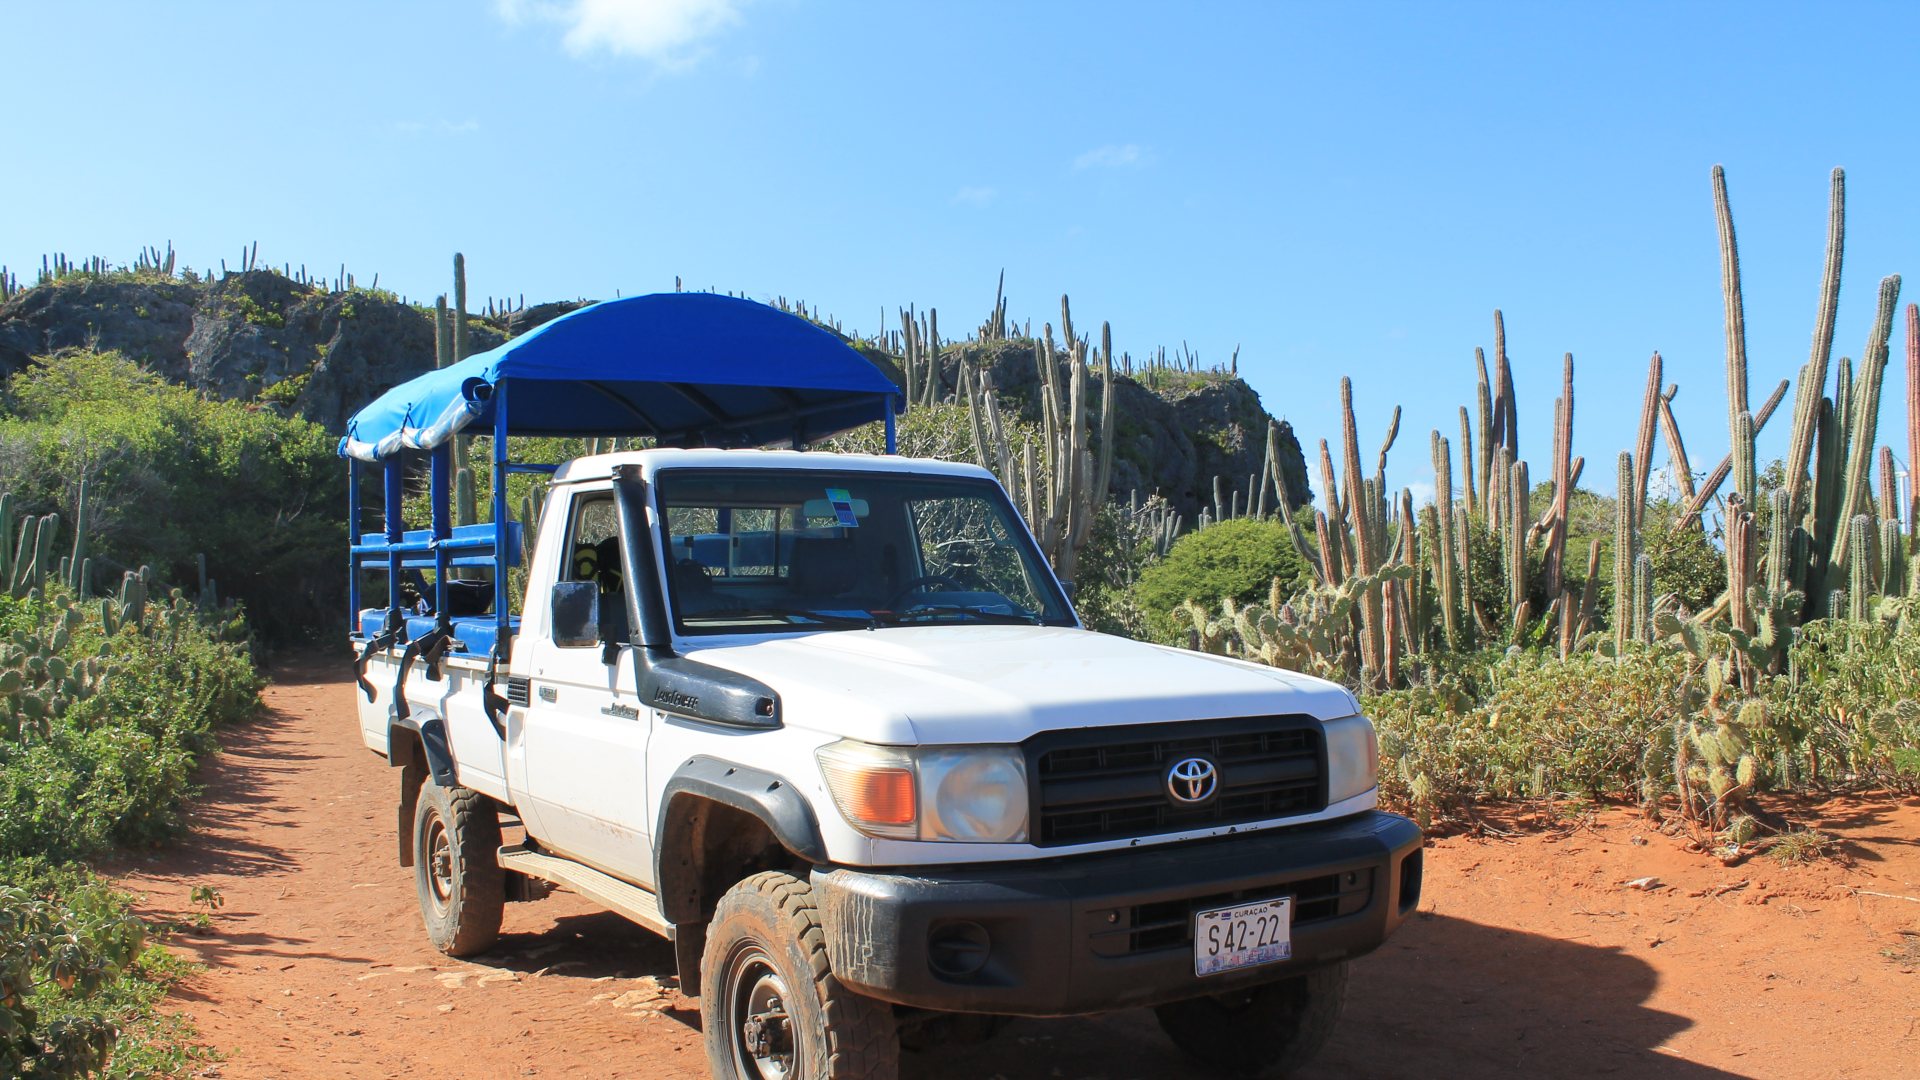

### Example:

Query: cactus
xmin=66 ymin=481 xmax=88 ymax=592
xmin=1847 ymin=515 xmax=1871 ymax=621
xmin=1827 ymin=275 xmax=1902 ymax=588
xmin=1631 ymin=353 xmax=1661 ymax=524
xmin=1908 ymin=302 xmax=1919 ymax=537
xmin=1732 ymin=410 xmax=1756 ymax=514
xmin=1613 ymin=452 xmax=1635 ymax=655
xmin=1713 ymin=164 xmax=1751 ymax=439
xmin=1633 ymin=552 xmax=1654 ymax=645
xmin=1430 ymin=431 xmax=1458 ymax=645
xmin=1784 ymin=169 xmax=1844 ymax=521
xmin=1726 ymin=494 xmax=1755 ymax=636
xmin=450 ymin=255 xmax=478 ymax=526
xmin=1542 ymin=353 xmax=1574 ymax=600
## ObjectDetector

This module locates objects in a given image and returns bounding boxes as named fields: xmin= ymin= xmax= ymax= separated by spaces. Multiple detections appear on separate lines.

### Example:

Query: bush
xmin=0 ymin=350 xmax=343 ymax=642
xmin=0 ymin=592 xmax=259 ymax=862
xmin=1 ymin=862 xmax=202 ymax=1079
xmin=1769 ymin=618 xmax=1920 ymax=791
xmin=1135 ymin=518 xmax=1313 ymax=641
xmin=1367 ymin=647 xmax=1689 ymax=826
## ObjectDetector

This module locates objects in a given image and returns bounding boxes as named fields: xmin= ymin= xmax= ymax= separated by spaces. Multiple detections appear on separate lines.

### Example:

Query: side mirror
xmin=550 ymin=580 xmax=600 ymax=648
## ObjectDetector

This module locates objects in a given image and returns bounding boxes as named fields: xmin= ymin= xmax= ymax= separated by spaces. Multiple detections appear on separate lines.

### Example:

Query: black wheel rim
xmin=426 ymin=812 xmax=453 ymax=915
xmin=726 ymin=943 xmax=799 ymax=1080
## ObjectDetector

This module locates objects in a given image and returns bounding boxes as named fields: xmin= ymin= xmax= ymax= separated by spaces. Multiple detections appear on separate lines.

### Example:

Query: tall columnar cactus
xmin=1457 ymin=405 xmax=1477 ymax=516
xmin=1633 ymin=552 xmax=1654 ymax=645
xmin=1430 ymin=430 xmax=1458 ymax=645
xmin=65 ymin=481 xmax=89 ymax=593
xmin=1879 ymin=518 xmax=1905 ymax=597
xmin=1766 ymin=489 xmax=1790 ymax=595
xmin=1613 ymin=451 xmax=1634 ymax=655
xmin=1338 ymin=377 xmax=1387 ymax=684
xmin=1631 ymin=353 xmax=1662 ymax=523
xmin=1908 ymin=301 xmax=1919 ymax=537
xmin=1828 ymin=275 xmax=1902 ymax=588
xmin=1732 ymin=410 xmax=1756 ymax=514
xmin=1542 ymin=353 xmax=1573 ymax=601
xmin=1785 ymin=168 xmax=1846 ymax=522
xmin=1505 ymin=458 xmax=1529 ymax=636
xmin=1713 ymin=164 xmax=1751 ymax=443
xmin=1847 ymin=515 xmax=1871 ymax=621
xmin=1656 ymin=385 xmax=1697 ymax=503
xmin=1474 ymin=348 xmax=1494 ymax=517
xmin=1726 ymin=494 xmax=1755 ymax=636
xmin=450 ymin=255 xmax=478 ymax=526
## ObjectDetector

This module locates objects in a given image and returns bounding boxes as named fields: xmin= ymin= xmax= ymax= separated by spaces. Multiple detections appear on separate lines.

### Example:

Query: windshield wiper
xmin=884 ymin=604 xmax=1039 ymax=626
xmin=688 ymin=607 xmax=877 ymax=629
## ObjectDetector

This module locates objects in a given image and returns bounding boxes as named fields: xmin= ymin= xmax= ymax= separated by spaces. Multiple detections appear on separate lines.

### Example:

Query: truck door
xmin=517 ymin=488 xmax=655 ymax=883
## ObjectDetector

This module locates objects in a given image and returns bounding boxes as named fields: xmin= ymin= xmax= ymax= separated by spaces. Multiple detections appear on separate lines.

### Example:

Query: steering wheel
xmin=886 ymin=574 xmax=965 ymax=610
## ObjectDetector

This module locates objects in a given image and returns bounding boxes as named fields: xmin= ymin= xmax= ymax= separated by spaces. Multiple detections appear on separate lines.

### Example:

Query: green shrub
xmin=1367 ymin=647 xmax=1689 ymax=825
xmin=1769 ymin=618 xmax=1920 ymax=791
xmin=0 ymin=592 xmax=259 ymax=862
xmin=0 ymin=350 xmax=344 ymax=642
xmin=1135 ymin=518 xmax=1312 ymax=641
xmin=1 ymin=862 xmax=203 ymax=1079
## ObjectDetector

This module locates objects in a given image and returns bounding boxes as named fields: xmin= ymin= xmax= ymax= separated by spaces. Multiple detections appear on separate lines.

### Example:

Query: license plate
xmin=1194 ymin=895 xmax=1292 ymax=977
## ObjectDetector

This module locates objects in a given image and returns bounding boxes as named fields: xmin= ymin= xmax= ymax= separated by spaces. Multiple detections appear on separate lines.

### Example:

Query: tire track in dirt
xmin=115 ymin=660 xmax=1919 ymax=1078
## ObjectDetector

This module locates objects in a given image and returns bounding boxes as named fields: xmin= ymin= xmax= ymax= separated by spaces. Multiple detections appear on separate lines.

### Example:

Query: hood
xmin=678 ymin=625 xmax=1360 ymax=745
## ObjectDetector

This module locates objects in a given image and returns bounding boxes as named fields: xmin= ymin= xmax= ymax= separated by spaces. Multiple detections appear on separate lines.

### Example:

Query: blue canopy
xmin=340 ymin=292 xmax=901 ymax=461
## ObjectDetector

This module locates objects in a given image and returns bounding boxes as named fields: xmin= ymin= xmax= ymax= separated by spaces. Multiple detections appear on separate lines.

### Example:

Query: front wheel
xmin=701 ymin=871 xmax=898 ymax=1080
xmin=411 ymin=781 xmax=504 ymax=956
xmin=1154 ymin=961 xmax=1349 ymax=1077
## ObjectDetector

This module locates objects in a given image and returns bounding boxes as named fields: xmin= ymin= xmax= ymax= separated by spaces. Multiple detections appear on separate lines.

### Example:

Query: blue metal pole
xmin=492 ymin=384 xmax=511 ymax=657
xmin=884 ymin=397 xmax=898 ymax=455
xmin=347 ymin=460 xmax=360 ymax=635
xmin=430 ymin=443 xmax=451 ymax=618
xmin=383 ymin=456 xmax=405 ymax=632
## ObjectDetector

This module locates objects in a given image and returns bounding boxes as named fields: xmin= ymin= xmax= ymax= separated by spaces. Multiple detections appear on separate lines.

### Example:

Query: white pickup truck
xmin=342 ymin=294 xmax=1422 ymax=1080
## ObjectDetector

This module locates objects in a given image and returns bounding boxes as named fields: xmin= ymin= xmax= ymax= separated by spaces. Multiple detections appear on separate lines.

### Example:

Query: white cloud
xmin=497 ymin=0 xmax=745 ymax=68
xmin=1073 ymin=143 xmax=1147 ymax=170
xmin=952 ymin=186 xmax=997 ymax=207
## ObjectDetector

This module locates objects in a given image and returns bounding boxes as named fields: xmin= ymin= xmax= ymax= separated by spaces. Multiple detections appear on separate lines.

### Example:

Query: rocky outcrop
xmin=0 ymin=274 xmax=1308 ymax=523
xmin=0 ymin=272 xmax=508 ymax=430
xmin=924 ymin=339 xmax=1312 ymax=523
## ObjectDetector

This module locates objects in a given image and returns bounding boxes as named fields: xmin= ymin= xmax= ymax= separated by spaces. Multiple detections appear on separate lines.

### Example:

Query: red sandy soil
xmin=110 ymin=660 xmax=1920 ymax=1079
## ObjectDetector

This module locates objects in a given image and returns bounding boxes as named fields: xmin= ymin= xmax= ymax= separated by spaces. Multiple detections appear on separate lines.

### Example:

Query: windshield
xmin=654 ymin=468 xmax=1076 ymax=635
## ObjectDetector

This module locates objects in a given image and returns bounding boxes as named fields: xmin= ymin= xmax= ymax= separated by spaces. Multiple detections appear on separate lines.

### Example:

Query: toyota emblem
xmin=1167 ymin=757 xmax=1219 ymax=804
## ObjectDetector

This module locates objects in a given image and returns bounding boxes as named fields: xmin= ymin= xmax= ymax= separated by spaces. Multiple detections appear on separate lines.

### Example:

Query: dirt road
xmin=114 ymin=661 xmax=1920 ymax=1079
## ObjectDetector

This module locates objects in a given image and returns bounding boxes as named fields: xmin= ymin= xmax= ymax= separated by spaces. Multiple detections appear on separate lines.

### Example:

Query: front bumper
xmin=812 ymin=810 xmax=1423 ymax=1017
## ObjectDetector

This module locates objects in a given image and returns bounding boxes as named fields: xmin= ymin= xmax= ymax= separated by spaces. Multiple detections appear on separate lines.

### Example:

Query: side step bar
xmin=497 ymin=843 xmax=672 ymax=937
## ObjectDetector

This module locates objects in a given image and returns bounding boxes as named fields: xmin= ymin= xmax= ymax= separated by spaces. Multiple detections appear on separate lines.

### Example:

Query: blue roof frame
xmin=339 ymin=292 xmax=902 ymax=461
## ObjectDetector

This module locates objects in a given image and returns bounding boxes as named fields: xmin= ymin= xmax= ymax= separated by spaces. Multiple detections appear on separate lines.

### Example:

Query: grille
xmin=1088 ymin=869 xmax=1374 ymax=957
xmin=505 ymin=676 xmax=531 ymax=707
xmin=1028 ymin=717 xmax=1324 ymax=847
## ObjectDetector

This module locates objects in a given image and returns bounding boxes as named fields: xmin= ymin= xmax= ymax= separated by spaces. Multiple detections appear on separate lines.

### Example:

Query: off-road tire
xmin=1154 ymin=961 xmax=1349 ymax=1077
xmin=411 ymin=781 xmax=504 ymax=957
xmin=701 ymin=870 xmax=898 ymax=1080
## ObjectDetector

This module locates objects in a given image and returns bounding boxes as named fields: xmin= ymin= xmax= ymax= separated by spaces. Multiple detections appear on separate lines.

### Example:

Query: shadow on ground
xmin=901 ymin=912 xmax=1751 ymax=1080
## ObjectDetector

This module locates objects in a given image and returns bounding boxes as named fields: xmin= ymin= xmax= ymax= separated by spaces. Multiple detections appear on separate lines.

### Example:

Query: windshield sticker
xmin=825 ymin=488 xmax=860 ymax=527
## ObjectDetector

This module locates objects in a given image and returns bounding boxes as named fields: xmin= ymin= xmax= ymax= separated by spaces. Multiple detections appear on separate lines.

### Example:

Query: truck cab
xmin=342 ymin=294 xmax=1422 ymax=1080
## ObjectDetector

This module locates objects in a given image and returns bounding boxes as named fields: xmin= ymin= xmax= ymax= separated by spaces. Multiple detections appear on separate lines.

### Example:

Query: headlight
xmin=816 ymin=741 xmax=1028 ymax=843
xmin=1323 ymin=714 xmax=1379 ymax=804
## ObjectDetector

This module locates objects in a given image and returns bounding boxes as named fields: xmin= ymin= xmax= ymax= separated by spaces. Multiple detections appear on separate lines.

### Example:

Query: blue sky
xmin=6 ymin=1 xmax=1918 ymax=508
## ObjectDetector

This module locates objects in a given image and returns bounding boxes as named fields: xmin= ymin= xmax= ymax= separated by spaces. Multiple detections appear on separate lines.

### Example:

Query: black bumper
xmin=812 ymin=810 xmax=1423 ymax=1017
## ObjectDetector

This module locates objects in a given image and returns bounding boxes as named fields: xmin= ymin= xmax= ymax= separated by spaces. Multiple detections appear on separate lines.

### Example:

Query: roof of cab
xmin=550 ymin=448 xmax=997 ymax=485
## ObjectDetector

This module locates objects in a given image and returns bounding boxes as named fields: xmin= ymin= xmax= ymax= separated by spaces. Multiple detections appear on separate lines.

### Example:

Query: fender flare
xmin=653 ymin=756 xmax=827 ymax=925
xmin=387 ymin=711 xmax=457 ymax=788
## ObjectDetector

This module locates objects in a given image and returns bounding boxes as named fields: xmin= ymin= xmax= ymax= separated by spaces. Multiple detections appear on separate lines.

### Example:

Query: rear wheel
xmin=701 ymin=871 xmax=898 ymax=1080
xmin=1154 ymin=962 xmax=1348 ymax=1077
xmin=412 ymin=782 xmax=504 ymax=956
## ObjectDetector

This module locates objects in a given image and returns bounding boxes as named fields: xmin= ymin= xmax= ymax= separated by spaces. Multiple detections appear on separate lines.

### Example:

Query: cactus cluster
xmin=961 ymin=296 xmax=1116 ymax=582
